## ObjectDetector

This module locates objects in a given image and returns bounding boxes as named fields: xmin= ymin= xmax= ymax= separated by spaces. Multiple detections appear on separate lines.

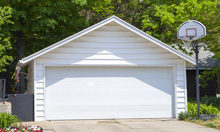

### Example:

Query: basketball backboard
xmin=177 ymin=20 xmax=206 ymax=41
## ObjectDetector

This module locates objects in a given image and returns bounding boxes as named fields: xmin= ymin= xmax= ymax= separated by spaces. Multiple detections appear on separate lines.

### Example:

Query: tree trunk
xmin=16 ymin=31 xmax=25 ymax=94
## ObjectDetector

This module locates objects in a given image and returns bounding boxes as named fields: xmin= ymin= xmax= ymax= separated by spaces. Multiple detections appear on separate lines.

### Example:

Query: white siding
xmin=34 ymin=22 xmax=187 ymax=121
xmin=27 ymin=61 xmax=34 ymax=94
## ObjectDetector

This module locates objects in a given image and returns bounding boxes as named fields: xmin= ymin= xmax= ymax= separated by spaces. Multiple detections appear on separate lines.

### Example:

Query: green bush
xmin=187 ymin=102 xmax=219 ymax=117
xmin=205 ymin=123 xmax=215 ymax=128
xmin=0 ymin=112 xmax=20 ymax=130
xmin=188 ymin=96 xmax=220 ymax=110
xmin=178 ymin=111 xmax=191 ymax=120
xmin=187 ymin=102 xmax=197 ymax=117
xmin=200 ymin=103 xmax=219 ymax=115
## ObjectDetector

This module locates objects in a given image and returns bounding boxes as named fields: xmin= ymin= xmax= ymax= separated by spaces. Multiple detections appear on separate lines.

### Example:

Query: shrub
xmin=178 ymin=111 xmax=191 ymax=120
xmin=205 ymin=123 xmax=215 ymax=128
xmin=200 ymin=103 xmax=219 ymax=115
xmin=188 ymin=96 xmax=220 ymax=110
xmin=0 ymin=112 xmax=20 ymax=130
xmin=187 ymin=102 xmax=198 ymax=117
xmin=187 ymin=102 xmax=219 ymax=117
xmin=201 ymin=96 xmax=220 ymax=110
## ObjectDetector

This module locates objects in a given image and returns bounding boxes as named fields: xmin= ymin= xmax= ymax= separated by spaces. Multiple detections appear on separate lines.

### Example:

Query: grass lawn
xmin=186 ymin=112 xmax=220 ymax=130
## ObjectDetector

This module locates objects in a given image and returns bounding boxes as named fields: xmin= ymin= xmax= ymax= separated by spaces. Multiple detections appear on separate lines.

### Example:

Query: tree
xmin=141 ymin=0 xmax=220 ymax=92
xmin=141 ymin=0 xmax=219 ymax=44
xmin=0 ymin=6 xmax=13 ymax=72
xmin=1 ymin=0 xmax=113 ymax=93
xmin=1 ymin=0 xmax=219 ymax=93
xmin=81 ymin=0 xmax=149 ymax=28
xmin=1 ymin=0 xmax=89 ymax=93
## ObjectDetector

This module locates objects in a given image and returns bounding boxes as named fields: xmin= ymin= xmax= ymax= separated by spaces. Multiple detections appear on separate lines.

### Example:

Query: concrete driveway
xmin=23 ymin=119 xmax=220 ymax=132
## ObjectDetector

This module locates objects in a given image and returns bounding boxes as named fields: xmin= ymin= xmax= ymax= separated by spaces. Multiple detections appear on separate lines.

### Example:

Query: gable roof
xmin=18 ymin=15 xmax=196 ymax=67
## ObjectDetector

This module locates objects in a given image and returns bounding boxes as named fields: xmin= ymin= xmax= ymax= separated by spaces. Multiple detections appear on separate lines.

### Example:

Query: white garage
xmin=18 ymin=16 xmax=195 ymax=121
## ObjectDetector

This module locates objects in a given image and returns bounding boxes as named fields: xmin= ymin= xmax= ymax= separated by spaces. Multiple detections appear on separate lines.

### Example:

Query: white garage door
xmin=45 ymin=67 xmax=175 ymax=120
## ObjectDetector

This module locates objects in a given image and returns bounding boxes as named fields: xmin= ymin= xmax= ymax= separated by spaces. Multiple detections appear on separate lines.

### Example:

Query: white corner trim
xmin=18 ymin=15 xmax=196 ymax=67
xmin=173 ymin=65 xmax=177 ymax=118
xmin=43 ymin=65 xmax=46 ymax=121
xmin=33 ymin=59 xmax=37 ymax=121
xmin=184 ymin=60 xmax=188 ymax=112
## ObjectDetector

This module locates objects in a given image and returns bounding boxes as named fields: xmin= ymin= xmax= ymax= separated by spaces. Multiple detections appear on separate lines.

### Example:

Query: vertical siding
xmin=34 ymin=22 xmax=188 ymax=121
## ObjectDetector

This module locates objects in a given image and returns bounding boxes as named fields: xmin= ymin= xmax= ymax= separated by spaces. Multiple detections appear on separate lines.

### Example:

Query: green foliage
xmin=188 ymin=102 xmax=198 ymax=117
xmin=83 ymin=0 xmax=147 ymax=29
xmin=178 ymin=111 xmax=191 ymax=120
xmin=0 ymin=0 xmax=219 ymax=92
xmin=85 ymin=0 xmax=220 ymax=93
xmin=0 ymin=112 xmax=20 ymax=130
xmin=188 ymin=96 xmax=220 ymax=110
xmin=1 ymin=0 xmax=90 ymax=58
xmin=141 ymin=0 xmax=220 ymax=93
xmin=0 ymin=6 xmax=13 ymax=72
xmin=200 ymin=103 xmax=219 ymax=115
xmin=187 ymin=102 xmax=219 ymax=117
xmin=205 ymin=123 xmax=215 ymax=128
xmin=199 ymin=68 xmax=220 ymax=93
xmin=141 ymin=0 xmax=219 ymax=45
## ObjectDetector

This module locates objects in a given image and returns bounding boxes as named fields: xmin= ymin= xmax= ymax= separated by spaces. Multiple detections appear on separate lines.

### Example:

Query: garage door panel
xmin=47 ymin=78 xmax=173 ymax=94
xmin=47 ymin=105 xmax=173 ymax=120
xmin=46 ymin=67 xmax=172 ymax=78
xmin=46 ymin=94 xmax=172 ymax=106
xmin=46 ymin=78 xmax=173 ymax=88
xmin=45 ymin=67 xmax=174 ymax=120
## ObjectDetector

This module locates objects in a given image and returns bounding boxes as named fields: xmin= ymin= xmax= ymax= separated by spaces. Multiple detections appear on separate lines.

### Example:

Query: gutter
xmin=186 ymin=67 xmax=212 ymax=70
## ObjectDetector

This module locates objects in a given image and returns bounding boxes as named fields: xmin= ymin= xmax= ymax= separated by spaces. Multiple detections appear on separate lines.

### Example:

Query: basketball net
xmin=180 ymin=36 xmax=193 ymax=52
xmin=181 ymin=39 xmax=192 ymax=49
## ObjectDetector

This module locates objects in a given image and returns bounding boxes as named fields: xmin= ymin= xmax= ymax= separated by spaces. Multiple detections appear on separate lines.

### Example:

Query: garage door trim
xmin=43 ymin=65 xmax=177 ymax=120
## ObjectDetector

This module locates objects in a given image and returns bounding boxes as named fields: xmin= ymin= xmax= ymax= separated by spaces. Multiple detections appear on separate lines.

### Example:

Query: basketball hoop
xmin=177 ymin=20 xmax=206 ymax=44
xmin=177 ymin=20 xmax=206 ymax=119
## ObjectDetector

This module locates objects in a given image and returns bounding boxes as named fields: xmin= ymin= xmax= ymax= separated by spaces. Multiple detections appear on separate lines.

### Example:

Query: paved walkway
xmin=23 ymin=119 xmax=220 ymax=132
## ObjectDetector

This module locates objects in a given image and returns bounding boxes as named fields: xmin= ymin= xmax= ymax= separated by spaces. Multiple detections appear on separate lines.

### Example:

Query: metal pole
xmin=194 ymin=41 xmax=200 ymax=118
